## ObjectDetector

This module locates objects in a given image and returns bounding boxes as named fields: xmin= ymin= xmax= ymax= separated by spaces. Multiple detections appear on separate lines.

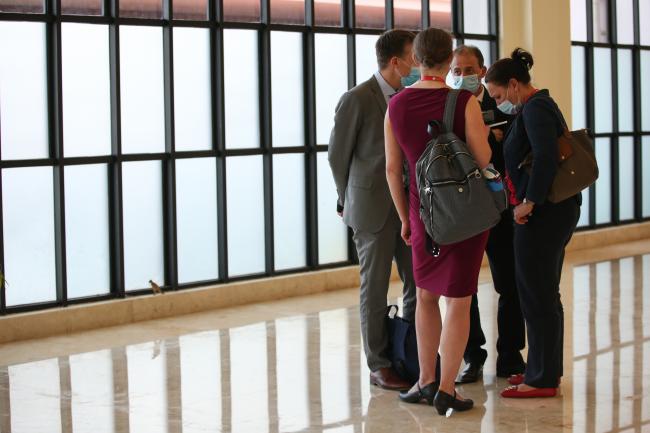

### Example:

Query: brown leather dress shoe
xmin=369 ymin=367 xmax=411 ymax=391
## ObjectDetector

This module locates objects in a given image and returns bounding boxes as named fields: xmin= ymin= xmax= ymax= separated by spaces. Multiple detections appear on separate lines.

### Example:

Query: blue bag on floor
xmin=386 ymin=305 xmax=441 ymax=384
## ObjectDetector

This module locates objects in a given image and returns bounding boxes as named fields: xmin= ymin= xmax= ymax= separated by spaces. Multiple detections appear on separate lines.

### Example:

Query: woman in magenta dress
xmin=385 ymin=28 xmax=492 ymax=415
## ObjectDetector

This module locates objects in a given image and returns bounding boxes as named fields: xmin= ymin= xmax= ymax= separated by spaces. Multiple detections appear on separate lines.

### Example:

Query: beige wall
xmin=499 ymin=0 xmax=573 ymax=126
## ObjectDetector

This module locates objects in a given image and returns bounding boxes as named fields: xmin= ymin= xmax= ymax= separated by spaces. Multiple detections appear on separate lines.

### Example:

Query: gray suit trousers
xmin=353 ymin=209 xmax=417 ymax=372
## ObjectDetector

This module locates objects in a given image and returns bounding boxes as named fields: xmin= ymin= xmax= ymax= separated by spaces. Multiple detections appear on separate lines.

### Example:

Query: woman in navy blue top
xmin=485 ymin=48 xmax=581 ymax=398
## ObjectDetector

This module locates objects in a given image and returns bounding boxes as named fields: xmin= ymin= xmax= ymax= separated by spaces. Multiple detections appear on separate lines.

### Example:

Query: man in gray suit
xmin=328 ymin=30 xmax=418 ymax=391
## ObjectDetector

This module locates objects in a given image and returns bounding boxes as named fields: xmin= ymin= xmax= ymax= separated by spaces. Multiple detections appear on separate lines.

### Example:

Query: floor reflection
xmin=0 ymin=252 xmax=649 ymax=433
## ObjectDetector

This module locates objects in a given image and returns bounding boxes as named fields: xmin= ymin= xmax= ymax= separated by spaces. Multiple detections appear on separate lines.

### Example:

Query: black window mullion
xmin=344 ymin=0 xmax=354 ymax=29
xmin=452 ymin=0 xmax=463 ymax=36
xmin=108 ymin=3 xmax=126 ymax=298
xmin=306 ymin=0 xmax=314 ymax=27
xmin=586 ymin=0 xmax=594 ymax=42
xmin=162 ymin=0 xmax=178 ymax=291
xmin=304 ymin=31 xmax=318 ymax=268
xmin=632 ymin=0 xmax=642 ymax=220
xmin=213 ymin=23 xmax=229 ymax=280
xmin=47 ymin=0 xmax=69 ymax=307
xmin=260 ymin=3 xmax=275 ymax=274
xmin=386 ymin=0 xmax=394 ymax=29
xmin=488 ymin=0 xmax=498 ymax=61
xmin=0 ymin=171 xmax=4 ymax=315
xmin=421 ymin=0 xmax=429 ymax=29
xmin=585 ymin=45 xmax=597 ymax=227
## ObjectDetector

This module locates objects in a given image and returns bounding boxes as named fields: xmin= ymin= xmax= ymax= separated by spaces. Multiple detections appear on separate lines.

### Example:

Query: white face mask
xmin=452 ymin=74 xmax=481 ymax=93
xmin=497 ymin=87 xmax=521 ymax=115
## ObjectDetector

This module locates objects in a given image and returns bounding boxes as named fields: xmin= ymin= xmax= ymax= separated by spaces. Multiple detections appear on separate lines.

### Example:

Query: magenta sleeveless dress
xmin=388 ymin=88 xmax=489 ymax=297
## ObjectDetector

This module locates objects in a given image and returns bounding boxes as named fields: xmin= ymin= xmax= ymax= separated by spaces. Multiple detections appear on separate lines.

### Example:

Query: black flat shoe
xmin=434 ymin=390 xmax=474 ymax=415
xmin=456 ymin=361 xmax=484 ymax=384
xmin=398 ymin=382 xmax=439 ymax=405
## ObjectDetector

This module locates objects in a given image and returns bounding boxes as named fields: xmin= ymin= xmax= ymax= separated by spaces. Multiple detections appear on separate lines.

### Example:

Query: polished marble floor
xmin=0 ymin=244 xmax=649 ymax=433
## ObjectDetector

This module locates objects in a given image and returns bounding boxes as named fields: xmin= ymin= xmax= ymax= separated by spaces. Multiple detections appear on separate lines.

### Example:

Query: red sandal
xmin=507 ymin=374 xmax=525 ymax=385
xmin=501 ymin=385 xmax=557 ymax=398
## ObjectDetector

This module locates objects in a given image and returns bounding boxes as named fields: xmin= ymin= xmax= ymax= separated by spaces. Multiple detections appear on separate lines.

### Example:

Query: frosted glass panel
xmin=617 ymin=49 xmax=634 ymax=132
xmin=641 ymin=136 xmax=650 ymax=217
xmin=180 ymin=332 xmax=222 ymax=433
xmin=317 ymin=152 xmax=348 ymax=264
xmin=224 ymin=30 xmax=260 ymax=149
xmin=226 ymin=156 xmax=265 ymax=276
xmin=430 ymin=0 xmax=452 ymax=31
xmin=0 ymin=22 xmax=48 ymax=160
xmin=593 ymin=0 xmax=609 ymax=42
xmin=0 ymin=0 xmax=43 ymax=13
xmin=464 ymin=39 xmax=491 ymax=67
xmin=120 ymin=0 xmax=162 ymax=18
xmin=62 ymin=0 xmax=102 ymax=15
xmin=571 ymin=0 xmax=587 ymax=41
xmin=223 ymin=0 xmax=260 ymax=22
xmin=176 ymin=158 xmax=219 ymax=283
xmin=356 ymin=34 xmax=378 ymax=85
xmin=595 ymin=138 xmax=611 ymax=224
xmin=273 ymin=154 xmax=306 ymax=270
xmin=2 ymin=167 xmax=56 ymax=306
xmin=173 ymin=28 xmax=212 ymax=152
xmin=577 ymin=186 xmax=590 ymax=227
xmin=120 ymin=26 xmax=165 ymax=154
xmin=394 ymin=0 xmax=421 ymax=30
xmin=65 ymin=164 xmax=110 ymax=298
xmin=127 ymin=342 xmax=168 ymax=432
xmin=271 ymin=32 xmax=304 ymax=148
xmin=9 ymin=359 xmax=61 ymax=433
xmin=174 ymin=0 xmax=208 ymax=20
xmin=618 ymin=137 xmax=635 ymax=221
xmin=642 ymin=51 xmax=650 ymax=131
xmin=616 ymin=0 xmax=635 ymax=44
xmin=315 ymin=34 xmax=348 ymax=145
xmin=62 ymin=24 xmax=111 ymax=157
xmin=271 ymin=0 xmax=305 ymax=25
xmin=571 ymin=46 xmax=586 ymax=130
xmin=593 ymin=48 xmax=613 ymax=133
xmin=315 ymin=0 xmax=341 ymax=26
xmin=642 ymin=0 xmax=650 ymax=45
xmin=356 ymin=0 xmax=384 ymax=29
xmin=70 ymin=350 xmax=114 ymax=433
xmin=463 ymin=0 xmax=488 ymax=34
xmin=122 ymin=161 xmax=164 ymax=291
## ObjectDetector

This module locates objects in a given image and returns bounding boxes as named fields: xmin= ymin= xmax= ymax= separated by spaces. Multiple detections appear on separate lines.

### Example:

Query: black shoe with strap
xmin=398 ymin=382 xmax=439 ymax=405
xmin=434 ymin=390 xmax=474 ymax=416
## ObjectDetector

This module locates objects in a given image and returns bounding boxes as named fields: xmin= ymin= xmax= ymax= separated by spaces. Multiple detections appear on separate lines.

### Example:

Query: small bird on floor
xmin=149 ymin=280 xmax=164 ymax=295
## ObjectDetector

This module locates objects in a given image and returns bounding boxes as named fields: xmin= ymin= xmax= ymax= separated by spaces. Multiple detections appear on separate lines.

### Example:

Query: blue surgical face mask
xmin=452 ymin=74 xmax=481 ymax=93
xmin=400 ymin=67 xmax=420 ymax=87
xmin=497 ymin=87 xmax=520 ymax=115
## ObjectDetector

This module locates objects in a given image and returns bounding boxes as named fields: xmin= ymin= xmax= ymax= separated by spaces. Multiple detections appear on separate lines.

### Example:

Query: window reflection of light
xmin=320 ymin=308 xmax=350 ymax=424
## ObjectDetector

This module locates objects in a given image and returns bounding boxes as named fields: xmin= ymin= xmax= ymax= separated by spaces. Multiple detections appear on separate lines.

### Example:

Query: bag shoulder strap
xmin=442 ymin=89 xmax=460 ymax=133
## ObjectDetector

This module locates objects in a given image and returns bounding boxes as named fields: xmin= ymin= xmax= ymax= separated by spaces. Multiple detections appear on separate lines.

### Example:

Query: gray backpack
xmin=415 ymin=90 xmax=507 ymax=253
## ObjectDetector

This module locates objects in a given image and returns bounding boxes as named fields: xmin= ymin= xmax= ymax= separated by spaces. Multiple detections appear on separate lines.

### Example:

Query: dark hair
xmin=413 ymin=27 xmax=453 ymax=69
xmin=485 ymin=48 xmax=534 ymax=85
xmin=453 ymin=45 xmax=485 ymax=68
xmin=375 ymin=30 xmax=416 ymax=69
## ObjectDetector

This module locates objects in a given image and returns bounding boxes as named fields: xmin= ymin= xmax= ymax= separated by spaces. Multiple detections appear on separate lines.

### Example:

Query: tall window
xmin=571 ymin=0 xmax=650 ymax=228
xmin=0 ymin=0 xmax=497 ymax=313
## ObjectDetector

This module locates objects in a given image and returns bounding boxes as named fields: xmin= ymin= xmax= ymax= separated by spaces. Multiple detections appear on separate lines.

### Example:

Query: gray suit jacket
xmin=328 ymin=76 xmax=395 ymax=233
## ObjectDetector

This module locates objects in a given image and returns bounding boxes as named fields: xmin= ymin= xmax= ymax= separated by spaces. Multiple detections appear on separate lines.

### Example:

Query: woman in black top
xmin=485 ymin=48 xmax=581 ymax=398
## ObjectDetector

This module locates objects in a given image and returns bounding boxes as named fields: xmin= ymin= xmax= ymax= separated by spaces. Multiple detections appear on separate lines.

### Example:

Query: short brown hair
xmin=413 ymin=27 xmax=453 ymax=69
xmin=375 ymin=29 xmax=416 ymax=69
xmin=453 ymin=45 xmax=485 ymax=68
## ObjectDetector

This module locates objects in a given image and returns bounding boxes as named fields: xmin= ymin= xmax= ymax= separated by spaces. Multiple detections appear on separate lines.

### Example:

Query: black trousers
xmin=514 ymin=195 xmax=580 ymax=388
xmin=464 ymin=209 xmax=526 ymax=368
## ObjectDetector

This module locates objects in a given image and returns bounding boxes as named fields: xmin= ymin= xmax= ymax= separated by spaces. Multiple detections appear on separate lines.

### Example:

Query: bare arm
xmin=385 ymin=109 xmax=411 ymax=243
xmin=464 ymin=95 xmax=492 ymax=169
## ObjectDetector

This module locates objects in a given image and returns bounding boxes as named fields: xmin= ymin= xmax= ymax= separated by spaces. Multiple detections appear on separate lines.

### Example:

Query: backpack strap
xmin=442 ymin=89 xmax=460 ymax=133
xmin=427 ymin=89 xmax=460 ymax=137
